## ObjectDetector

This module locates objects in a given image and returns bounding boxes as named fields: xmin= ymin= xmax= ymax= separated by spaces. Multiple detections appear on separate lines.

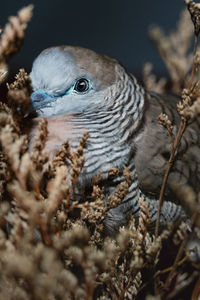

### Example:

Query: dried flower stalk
xmin=149 ymin=8 xmax=193 ymax=93
xmin=0 ymin=5 xmax=33 ymax=85
xmin=155 ymin=4 xmax=200 ymax=238
xmin=0 ymin=5 xmax=199 ymax=300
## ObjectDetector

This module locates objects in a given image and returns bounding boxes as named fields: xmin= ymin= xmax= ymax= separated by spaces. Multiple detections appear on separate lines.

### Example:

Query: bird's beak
xmin=27 ymin=90 xmax=53 ymax=117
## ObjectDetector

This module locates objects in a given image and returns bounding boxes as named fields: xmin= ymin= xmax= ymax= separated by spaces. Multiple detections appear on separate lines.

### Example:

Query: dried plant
xmin=0 ymin=5 xmax=33 ymax=85
xmin=148 ymin=3 xmax=200 ymax=298
xmin=153 ymin=4 xmax=200 ymax=239
xmin=0 ymin=4 xmax=199 ymax=300
xmin=148 ymin=8 xmax=194 ymax=93
xmin=6 ymin=68 xmax=32 ymax=121
xmin=143 ymin=63 xmax=167 ymax=93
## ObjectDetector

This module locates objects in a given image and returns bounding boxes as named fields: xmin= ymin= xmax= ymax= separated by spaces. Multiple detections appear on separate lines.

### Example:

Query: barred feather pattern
xmin=61 ymin=64 xmax=185 ymax=233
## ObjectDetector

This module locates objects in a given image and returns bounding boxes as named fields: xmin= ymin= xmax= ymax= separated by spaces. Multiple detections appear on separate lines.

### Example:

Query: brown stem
xmin=155 ymin=119 xmax=187 ymax=237
xmin=118 ymin=268 xmax=143 ymax=300
xmin=191 ymin=275 xmax=200 ymax=300
xmin=165 ymin=235 xmax=187 ymax=287
xmin=164 ymin=212 xmax=197 ymax=290
xmin=189 ymin=34 xmax=198 ymax=89
xmin=155 ymin=32 xmax=199 ymax=237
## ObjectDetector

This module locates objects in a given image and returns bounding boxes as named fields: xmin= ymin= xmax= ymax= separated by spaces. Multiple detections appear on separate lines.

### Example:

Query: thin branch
xmin=189 ymin=34 xmax=198 ymax=88
xmin=155 ymin=27 xmax=199 ymax=238
xmin=155 ymin=119 xmax=187 ymax=237
xmin=164 ymin=212 xmax=197 ymax=290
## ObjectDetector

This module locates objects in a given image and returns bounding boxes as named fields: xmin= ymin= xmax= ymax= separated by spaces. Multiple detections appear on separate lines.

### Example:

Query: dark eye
xmin=74 ymin=78 xmax=89 ymax=93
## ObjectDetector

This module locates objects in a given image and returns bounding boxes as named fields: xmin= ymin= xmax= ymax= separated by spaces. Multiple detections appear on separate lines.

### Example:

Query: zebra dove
xmin=28 ymin=46 xmax=200 ymax=233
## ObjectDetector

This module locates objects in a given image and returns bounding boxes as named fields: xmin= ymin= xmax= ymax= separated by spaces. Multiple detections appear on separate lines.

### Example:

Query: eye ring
xmin=74 ymin=78 xmax=89 ymax=93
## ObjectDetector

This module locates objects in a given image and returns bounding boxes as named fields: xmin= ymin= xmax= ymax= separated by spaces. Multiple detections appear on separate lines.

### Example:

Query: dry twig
xmin=155 ymin=3 xmax=200 ymax=238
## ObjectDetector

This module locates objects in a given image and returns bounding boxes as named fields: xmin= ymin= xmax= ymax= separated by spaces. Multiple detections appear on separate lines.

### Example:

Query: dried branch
xmin=149 ymin=8 xmax=193 ymax=93
xmin=155 ymin=118 xmax=187 ymax=237
xmin=0 ymin=4 xmax=199 ymax=300
xmin=7 ymin=69 xmax=32 ymax=116
xmin=155 ymin=3 xmax=200 ymax=238
xmin=0 ymin=5 xmax=33 ymax=85
xmin=143 ymin=63 xmax=167 ymax=93
xmin=0 ymin=5 xmax=33 ymax=61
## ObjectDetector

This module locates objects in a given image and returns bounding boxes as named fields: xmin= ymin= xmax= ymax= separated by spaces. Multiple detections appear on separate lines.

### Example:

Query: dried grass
xmin=0 ymin=3 xmax=199 ymax=300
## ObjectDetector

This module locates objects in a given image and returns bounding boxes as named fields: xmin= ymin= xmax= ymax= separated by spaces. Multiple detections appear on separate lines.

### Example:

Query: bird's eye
xmin=74 ymin=78 xmax=89 ymax=93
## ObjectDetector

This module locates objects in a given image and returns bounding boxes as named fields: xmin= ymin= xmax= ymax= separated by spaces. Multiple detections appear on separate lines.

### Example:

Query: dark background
xmin=1 ymin=0 xmax=187 ymax=77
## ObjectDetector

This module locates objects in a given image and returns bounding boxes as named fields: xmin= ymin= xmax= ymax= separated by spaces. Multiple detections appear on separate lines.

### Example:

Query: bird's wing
xmin=134 ymin=92 xmax=200 ymax=200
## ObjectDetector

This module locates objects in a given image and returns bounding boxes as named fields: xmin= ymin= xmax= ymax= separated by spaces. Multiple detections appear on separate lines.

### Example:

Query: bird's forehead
xmin=30 ymin=46 xmax=116 ymax=92
xmin=30 ymin=47 xmax=78 ymax=92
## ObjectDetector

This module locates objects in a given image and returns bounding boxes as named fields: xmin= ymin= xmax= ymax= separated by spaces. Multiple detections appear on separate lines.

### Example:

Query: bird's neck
xmin=104 ymin=65 xmax=146 ymax=142
xmin=71 ymin=65 xmax=146 ymax=146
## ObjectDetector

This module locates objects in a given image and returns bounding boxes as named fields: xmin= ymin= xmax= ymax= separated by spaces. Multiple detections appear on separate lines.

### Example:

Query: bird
xmin=28 ymin=46 xmax=200 ymax=234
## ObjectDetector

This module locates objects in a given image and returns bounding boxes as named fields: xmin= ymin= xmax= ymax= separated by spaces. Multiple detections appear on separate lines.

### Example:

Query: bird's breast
xmin=28 ymin=114 xmax=87 ymax=159
xmin=28 ymin=113 xmax=131 ymax=187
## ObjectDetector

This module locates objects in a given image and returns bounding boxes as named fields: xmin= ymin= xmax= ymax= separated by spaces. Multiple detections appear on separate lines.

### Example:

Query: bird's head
xmin=30 ymin=46 xmax=118 ymax=117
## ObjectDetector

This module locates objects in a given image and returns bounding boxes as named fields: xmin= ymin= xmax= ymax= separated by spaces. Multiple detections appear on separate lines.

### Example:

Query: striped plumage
xmin=28 ymin=46 xmax=199 ymax=233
